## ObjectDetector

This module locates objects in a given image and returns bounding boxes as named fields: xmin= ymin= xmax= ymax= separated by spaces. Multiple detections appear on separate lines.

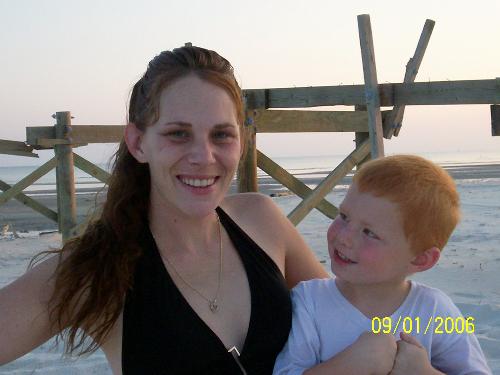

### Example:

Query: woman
xmin=0 ymin=46 xmax=328 ymax=374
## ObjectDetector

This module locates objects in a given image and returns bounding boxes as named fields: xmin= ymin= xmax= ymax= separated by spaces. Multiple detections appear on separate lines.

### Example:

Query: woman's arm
xmin=0 ymin=255 xmax=60 ymax=365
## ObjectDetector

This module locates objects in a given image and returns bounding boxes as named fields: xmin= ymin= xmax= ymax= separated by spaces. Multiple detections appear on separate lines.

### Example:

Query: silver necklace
xmin=158 ymin=213 xmax=223 ymax=313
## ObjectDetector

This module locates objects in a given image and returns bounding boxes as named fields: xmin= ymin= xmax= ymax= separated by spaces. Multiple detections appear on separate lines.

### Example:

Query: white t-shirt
xmin=273 ymin=279 xmax=491 ymax=375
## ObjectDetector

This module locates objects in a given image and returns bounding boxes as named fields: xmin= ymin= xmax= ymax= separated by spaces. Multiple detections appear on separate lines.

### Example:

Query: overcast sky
xmin=1 ymin=0 xmax=499 ymax=166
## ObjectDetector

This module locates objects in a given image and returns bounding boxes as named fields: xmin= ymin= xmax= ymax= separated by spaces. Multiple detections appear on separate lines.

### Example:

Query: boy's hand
xmin=352 ymin=331 xmax=398 ymax=375
xmin=304 ymin=331 xmax=397 ymax=375
xmin=390 ymin=333 xmax=444 ymax=375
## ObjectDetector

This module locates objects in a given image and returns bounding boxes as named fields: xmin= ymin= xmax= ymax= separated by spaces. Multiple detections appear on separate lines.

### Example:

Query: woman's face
xmin=138 ymin=74 xmax=241 ymax=218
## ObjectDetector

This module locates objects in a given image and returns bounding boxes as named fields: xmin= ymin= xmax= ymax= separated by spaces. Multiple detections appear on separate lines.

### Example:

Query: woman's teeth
xmin=180 ymin=177 xmax=215 ymax=187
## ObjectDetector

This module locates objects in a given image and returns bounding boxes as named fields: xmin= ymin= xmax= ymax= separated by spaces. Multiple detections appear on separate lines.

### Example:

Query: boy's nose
xmin=337 ymin=223 xmax=354 ymax=248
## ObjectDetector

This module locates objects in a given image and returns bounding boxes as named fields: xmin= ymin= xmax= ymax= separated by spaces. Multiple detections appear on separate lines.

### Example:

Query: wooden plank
xmin=0 ymin=157 xmax=57 ymax=206
xmin=73 ymin=153 xmax=111 ymax=183
xmin=492 ymin=105 xmax=500 ymax=136
xmin=0 ymin=139 xmax=38 ymax=157
xmin=54 ymin=112 xmax=77 ymax=242
xmin=27 ymin=125 xmax=125 ymax=147
xmin=0 ymin=150 xmax=39 ymax=158
xmin=26 ymin=126 xmax=55 ymax=149
xmin=243 ymin=79 xmax=500 ymax=109
xmin=244 ymin=89 xmax=268 ymax=109
xmin=358 ymin=14 xmax=384 ymax=158
xmin=287 ymin=140 xmax=370 ymax=226
xmin=354 ymin=105 xmax=371 ymax=169
xmin=0 ymin=180 xmax=58 ymax=222
xmin=36 ymin=138 xmax=88 ymax=148
xmin=385 ymin=19 xmax=435 ymax=138
xmin=237 ymin=116 xmax=258 ymax=192
xmin=70 ymin=125 xmax=125 ymax=143
xmin=257 ymin=150 xmax=338 ymax=219
xmin=253 ymin=109 xmax=371 ymax=133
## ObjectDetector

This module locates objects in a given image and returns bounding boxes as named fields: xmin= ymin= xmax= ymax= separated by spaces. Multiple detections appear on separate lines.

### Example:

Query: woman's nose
xmin=187 ymin=139 xmax=216 ymax=165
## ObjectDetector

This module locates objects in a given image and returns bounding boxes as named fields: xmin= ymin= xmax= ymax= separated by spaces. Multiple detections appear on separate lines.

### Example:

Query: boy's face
xmin=327 ymin=184 xmax=417 ymax=287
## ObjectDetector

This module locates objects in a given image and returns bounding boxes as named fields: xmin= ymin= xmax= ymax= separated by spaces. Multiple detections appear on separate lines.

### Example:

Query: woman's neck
xmin=148 ymin=202 xmax=221 ymax=257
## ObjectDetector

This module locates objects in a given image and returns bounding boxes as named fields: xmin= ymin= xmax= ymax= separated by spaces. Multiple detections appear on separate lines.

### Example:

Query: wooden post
xmin=357 ymin=14 xmax=384 ymax=159
xmin=492 ymin=105 xmax=500 ymax=136
xmin=385 ymin=19 xmax=435 ymax=138
xmin=237 ymin=111 xmax=258 ymax=192
xmin=354 ymin=105 xmax=370 ymax=169
xmin=54 ymin=111 xmax=77 ymax=241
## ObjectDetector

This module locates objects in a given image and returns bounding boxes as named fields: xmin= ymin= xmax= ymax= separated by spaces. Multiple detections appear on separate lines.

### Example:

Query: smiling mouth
xmin=178 ymin=176 xmax=219 ymax=188
xmin=334 ymin=249 xmax=357 ymax=264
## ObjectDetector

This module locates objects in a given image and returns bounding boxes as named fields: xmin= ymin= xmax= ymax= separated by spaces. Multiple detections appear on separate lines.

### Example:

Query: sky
xmin=0 ymin=0 xmax=499 ymax=166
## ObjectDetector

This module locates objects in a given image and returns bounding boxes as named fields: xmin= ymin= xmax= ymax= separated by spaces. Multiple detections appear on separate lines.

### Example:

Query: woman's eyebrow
xmin=161 ymin=121 xmax=191 ymax=127
xmin=160 ymin=122 xmax=237 ymax=129
xmin=213 ymin=123 xmax=237 ymax=129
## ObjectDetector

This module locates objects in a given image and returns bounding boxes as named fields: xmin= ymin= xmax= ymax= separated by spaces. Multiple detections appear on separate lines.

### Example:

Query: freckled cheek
xmin=358 ymin=245 xmax=382 ymax=264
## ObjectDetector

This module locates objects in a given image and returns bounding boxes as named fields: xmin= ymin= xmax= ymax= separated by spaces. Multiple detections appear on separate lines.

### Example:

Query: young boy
xmin=273 ymin=155 xmax=491 ymax=374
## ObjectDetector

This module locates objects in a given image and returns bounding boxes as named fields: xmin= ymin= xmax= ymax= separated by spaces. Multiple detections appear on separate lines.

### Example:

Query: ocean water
xmin=0 ymin=150 xmax=499 ymax=194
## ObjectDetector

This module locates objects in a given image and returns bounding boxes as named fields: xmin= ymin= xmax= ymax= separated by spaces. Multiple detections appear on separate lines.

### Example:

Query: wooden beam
xmin=385 ymin=19 xmax=435 ymax=138
xmin=253 ymin=109 xmax=372 ymax=133
xmin=243 ymin=79 xmax=500 ymax=109
xmin=54 ymin=112 xmax=77 ymax=242
xmin=287 ymin=140 xmax=370 ymax=226
xmin=358 ymin=14 xmax=384 ymax=158
xmin=256 ymin=150 xmax=338 ymax=219
xmin=354 ymin=105 xmax=371 ymax=169
xmin=0 ymin=139 xmax=38 ymax=157
xmin=27 ymin=125 xmax=125 ymax=148
xmin=36 ymin=138 xmax=88 ymax=148
xmin=0 ymin=157 xmax=57 ymax=206
xmin=0 ymin=180 xmax=58 ymax=222
xmin=492 ymin=105 xmax=500 ymax=136
xmin=73 ymin=153 xmax=110 ymax=183
xmin=237 ymin=114 xmax=258 ymax=192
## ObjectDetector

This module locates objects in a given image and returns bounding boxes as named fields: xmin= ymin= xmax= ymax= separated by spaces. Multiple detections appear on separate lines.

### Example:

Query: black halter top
xmin=122 ymin=207 xmax=292 ymax=374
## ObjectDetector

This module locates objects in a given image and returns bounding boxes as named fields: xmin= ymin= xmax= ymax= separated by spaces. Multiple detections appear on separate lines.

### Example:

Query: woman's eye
xmin=363 ymin=228 xmax=379 ymax=239
xmin=338 ymin=212 xmax=347 ymax=221
xmin=165 ymin=130 xmax=189 ymax=139
xmin=212 ymin=131 xmax=234 ymax=142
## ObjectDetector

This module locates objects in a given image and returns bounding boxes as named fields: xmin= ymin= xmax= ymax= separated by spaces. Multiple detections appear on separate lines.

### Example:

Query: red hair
xmin=353 ymin=155 xmax=460 ymax=253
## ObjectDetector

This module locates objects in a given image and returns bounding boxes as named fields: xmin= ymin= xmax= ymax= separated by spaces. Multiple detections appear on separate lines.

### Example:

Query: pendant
xmin=209 ymin=299 xmax=218 ymax=313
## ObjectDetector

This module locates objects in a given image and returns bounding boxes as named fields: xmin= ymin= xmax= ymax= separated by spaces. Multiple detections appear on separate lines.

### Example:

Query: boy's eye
xmin=363 ymin=228 xmax=379 ymax=239
xmin=338 ymin=212 xmax=347 ymax=221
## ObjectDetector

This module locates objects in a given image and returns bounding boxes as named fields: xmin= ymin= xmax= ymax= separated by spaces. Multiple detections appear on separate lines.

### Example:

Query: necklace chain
xmin=159 ymin=212 xmax=223 ymax=313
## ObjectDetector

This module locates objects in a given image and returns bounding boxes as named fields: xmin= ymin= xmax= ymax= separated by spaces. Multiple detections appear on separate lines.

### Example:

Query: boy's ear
xmin=409 ymin=247 xmax=441 ymax=273
xmin=124 ymin=122 xmax=148 ymax=163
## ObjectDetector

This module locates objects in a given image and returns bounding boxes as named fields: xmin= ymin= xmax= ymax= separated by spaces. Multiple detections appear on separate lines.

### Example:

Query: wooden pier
xmin=1 ymin=15 xmax=499 ymax=241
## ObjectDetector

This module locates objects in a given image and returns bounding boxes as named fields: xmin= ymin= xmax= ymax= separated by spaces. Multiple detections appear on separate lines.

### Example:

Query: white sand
xmin=0 ymin=177 xmax=499 ymax=374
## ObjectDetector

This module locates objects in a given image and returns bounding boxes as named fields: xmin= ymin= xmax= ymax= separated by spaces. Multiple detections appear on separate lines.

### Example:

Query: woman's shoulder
xmin=222 ymin=192 xmax=274 ymax=209
xmin=221 ymin=193 xmax=287 ymax=230
xmin=220 ymin=193 xmax=287 ymax=269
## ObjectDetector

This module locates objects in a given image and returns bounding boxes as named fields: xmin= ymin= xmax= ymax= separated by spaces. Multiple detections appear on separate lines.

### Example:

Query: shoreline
xmin=1 ymin=163 xmax=500 ymax=232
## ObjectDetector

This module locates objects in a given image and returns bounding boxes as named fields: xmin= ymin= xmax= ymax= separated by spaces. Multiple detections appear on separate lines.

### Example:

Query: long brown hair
xmin=44 ymin=46 xmax=244 ymax=355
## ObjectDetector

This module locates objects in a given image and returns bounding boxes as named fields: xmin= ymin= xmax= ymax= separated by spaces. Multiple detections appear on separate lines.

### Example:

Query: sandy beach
xmin=0 ymin=163 xmax=499 ymax=374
